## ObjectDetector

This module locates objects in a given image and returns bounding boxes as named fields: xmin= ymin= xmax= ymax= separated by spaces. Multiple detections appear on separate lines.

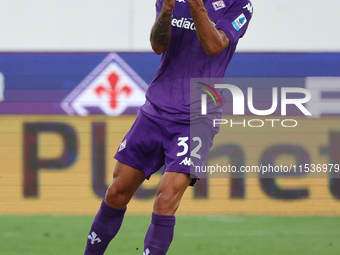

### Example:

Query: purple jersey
xmin=141 ymin=0 xmax=253 ymax=123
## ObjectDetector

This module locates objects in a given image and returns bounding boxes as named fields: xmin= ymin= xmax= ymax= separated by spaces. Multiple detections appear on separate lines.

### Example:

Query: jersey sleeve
xmin=155 ymin=0 xmax=163 ymax=19
xmin=215 ymin=1 xmax=253 ymax=47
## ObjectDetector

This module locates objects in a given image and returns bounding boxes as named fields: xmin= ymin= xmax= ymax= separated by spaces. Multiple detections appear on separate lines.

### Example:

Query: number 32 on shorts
xmin=176 ymin=137 xmax=202 ymax=159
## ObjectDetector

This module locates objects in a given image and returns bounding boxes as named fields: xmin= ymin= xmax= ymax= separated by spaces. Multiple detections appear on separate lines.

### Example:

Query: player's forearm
xmin=188 ymin=0 xmax=229 ymax=56
xmin=150 ymin=7 xmax=174 ymax=55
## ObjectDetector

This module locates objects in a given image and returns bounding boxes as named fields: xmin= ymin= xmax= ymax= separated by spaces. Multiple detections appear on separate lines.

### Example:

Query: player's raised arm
xmin=150 ymin=0 xmax=175 ymax=54
xmin=187 ymin=0 xmax=230 ymax=56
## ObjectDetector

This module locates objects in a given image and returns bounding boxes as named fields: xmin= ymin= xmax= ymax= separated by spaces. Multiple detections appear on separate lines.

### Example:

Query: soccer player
xmin=84 ymin=0 xmax=252 ymax=254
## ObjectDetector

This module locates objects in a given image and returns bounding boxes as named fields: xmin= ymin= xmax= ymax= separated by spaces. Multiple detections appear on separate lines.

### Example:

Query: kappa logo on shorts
xmin=118 ymin=139 xmax=127 ymax=152
xmin=143 ymin=248 xmax=151 ymax=255
xmin=61 ymin=53 xmax=148 ymax=116
xmin=180 ymin=157 xmax=195 ymax=167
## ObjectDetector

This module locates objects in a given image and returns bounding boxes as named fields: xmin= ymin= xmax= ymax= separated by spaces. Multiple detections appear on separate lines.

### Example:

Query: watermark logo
xmin=201 ymin=84 xmax=311 ymax=116
xmin=199 ymin=83 xmax=312 ymax=128
xmin=197 ymin=82 xmax=223 ymax=115
xmin=306 ymin=77 xmax=340 ymax=117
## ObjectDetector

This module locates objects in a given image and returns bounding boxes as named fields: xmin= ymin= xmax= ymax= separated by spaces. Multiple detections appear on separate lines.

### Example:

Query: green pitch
xmin=0 ymin=215 xmax=339 ymax=255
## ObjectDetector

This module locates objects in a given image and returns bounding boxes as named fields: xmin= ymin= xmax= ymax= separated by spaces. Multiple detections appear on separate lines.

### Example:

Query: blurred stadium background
xmin=1 ymin=0 xmax=340 ymax=254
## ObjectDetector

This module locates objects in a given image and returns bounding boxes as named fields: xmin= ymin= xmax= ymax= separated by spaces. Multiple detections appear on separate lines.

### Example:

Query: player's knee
xmin=156 ymin=191 xmax=174 ymax=205
xmin=105 ymin=184 xmax=131 ymax=209
xmin=154 ymin=190 xmax=180 ymax=214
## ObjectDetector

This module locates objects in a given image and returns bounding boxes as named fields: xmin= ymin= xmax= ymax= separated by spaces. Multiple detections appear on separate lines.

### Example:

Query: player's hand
xmin=162 ymin=0 xmax=176 ymax=13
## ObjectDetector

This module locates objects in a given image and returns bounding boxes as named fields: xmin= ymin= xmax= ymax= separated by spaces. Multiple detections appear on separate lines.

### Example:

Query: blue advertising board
xmin=1 ymin=52 xmax=340 ymax=115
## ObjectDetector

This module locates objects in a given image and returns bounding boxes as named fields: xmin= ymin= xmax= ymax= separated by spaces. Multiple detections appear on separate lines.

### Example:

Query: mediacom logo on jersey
xmin=171 ymin=17 xmax=196 ymax=31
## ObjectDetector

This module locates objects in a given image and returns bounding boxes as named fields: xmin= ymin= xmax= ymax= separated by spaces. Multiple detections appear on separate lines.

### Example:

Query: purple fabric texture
xmin=144 ymin=213 xmax=176 ymax=255
xmin=84 ymin=200 xmax=126 ymax=255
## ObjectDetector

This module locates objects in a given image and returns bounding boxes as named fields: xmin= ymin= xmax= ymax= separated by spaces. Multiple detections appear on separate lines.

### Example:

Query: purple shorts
xmin=114 ymin=112 xmax=219 ymax=185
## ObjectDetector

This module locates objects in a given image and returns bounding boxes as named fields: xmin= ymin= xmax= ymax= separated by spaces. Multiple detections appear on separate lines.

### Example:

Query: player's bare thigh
xmin=153 ymin=172 xmax=192 ymax=215
xmin=105 ymin=161 xmax=145 ymax=209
